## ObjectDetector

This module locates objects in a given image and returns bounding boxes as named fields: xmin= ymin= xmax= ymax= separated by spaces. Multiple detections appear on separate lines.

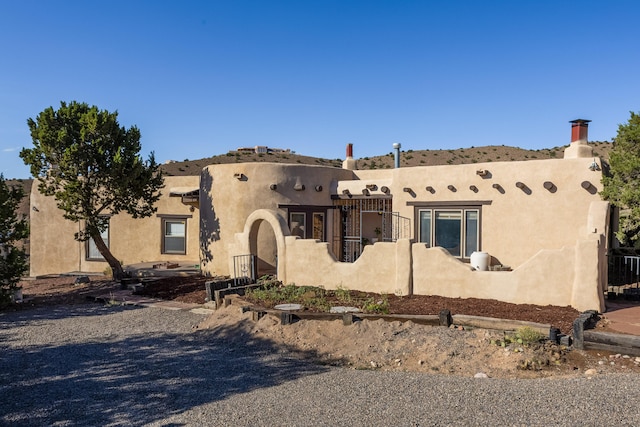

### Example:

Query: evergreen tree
xmin=0 ymin=176 xmax=28 ymax=305
xmin=602 ymin=112 xmax=640 ymax=246
xmin=20 ymin=101 xmax=164 ymax=279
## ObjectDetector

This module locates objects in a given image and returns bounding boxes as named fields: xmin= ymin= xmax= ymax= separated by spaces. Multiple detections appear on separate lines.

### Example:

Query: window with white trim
xmin=289 ymin=212 xmax=306 ymax=238
xmin=418 ymin=208 xmax=479 ymax=258
xmin=163 ymin=218 xmax=186 ymax=254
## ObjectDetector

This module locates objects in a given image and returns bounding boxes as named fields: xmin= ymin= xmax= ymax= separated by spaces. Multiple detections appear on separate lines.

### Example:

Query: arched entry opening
xmin=249 ymin=218 xmax=278 ymax=277
xmin=236 ymin=209 xmax=289 ymax=283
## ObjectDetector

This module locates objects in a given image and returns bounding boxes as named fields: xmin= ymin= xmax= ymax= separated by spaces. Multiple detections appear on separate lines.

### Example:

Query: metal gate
xmin=608 ymin=251 xmax=640 ymax=300
xmin=381 ymin=211 xmax=411 ymax=242
xmin=331 ymin=198 xmax=410 ymax=262
xmin=233 ymin=254 xmax=256 ymax=287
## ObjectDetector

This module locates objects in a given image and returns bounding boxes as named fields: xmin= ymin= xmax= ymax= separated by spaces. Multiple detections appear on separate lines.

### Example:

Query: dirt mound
xmin=134 ymin=276 xmax=579 ymax=334
xmin=197 ymin=304 xmax=640 ymax=379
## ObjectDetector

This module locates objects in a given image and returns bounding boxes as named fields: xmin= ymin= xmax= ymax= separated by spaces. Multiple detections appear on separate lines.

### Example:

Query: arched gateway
xmin=235 ymin=209 xmax=290 ymax=283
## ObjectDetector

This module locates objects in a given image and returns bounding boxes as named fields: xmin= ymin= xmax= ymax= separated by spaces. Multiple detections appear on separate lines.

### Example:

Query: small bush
xmin=362 ymin=294 xmax=389 ymax=314
xmin=516 ymin=326 xmax=545 ymax=344
xmin=103 ymin=266 xmax=113 ymax=278
xmin=335 ymin=285 xmax=351 ymax=303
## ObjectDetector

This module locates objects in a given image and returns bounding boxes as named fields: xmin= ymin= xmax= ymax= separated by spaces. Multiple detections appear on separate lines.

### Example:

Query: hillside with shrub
xmin=160 ymin=141 xmax=612 ymax=176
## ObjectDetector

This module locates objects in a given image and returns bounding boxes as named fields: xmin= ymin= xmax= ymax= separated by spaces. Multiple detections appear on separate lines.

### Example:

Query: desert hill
xmin=160 ymin=141 xmax=612 ymax=176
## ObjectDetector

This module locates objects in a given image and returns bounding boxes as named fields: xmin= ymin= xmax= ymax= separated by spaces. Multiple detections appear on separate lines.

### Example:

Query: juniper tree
xmin=0 ymin=176 xmax=28 ymax=305
xmin=20 ymin=101 xmax=164 ymax=279
xmin=602 ymin=112 xmax=640 ymax=246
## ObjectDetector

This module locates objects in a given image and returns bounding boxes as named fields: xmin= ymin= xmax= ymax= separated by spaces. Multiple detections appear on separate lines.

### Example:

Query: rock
xmin=474 ymin=372 xmax=489 ymax=378
xmin=274 ymin=303 xmax=303 ymax=311
xmin=418 ymin=360 xmax=424 ymax=365
xmin=370 ymin=361 xmax=378 ymax=368
xmin=330 ymin=306 xmax=361 ymax=314
xmin=584 ymin=368 xmax=597 ymax=377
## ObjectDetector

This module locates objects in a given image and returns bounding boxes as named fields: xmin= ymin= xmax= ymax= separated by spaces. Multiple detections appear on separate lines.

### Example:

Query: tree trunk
xmin=91 ymin=232 xmax=125 ymax=280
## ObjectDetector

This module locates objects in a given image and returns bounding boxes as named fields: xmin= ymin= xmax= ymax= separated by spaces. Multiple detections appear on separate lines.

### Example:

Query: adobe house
xmin=28 ymin=175 xmax=201 ymax=277
xmin=200 ymin=120 xmax=608 ymax=312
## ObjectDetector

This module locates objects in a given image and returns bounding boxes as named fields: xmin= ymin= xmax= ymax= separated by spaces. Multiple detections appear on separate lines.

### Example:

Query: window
xmin=419 ymin=210 xmax=431 ymax=246
xmin=289 ymin=212 xmax=306 ymax=238
xmin=312 ymin=213 xmax=325 ymax=240
xmin=281 ymin=205 xmax=330 ymax=241
xmin=465 ymin=210 xmax=479 ymax=256
xmin=87 ymin=220 xmax=109 ymax=260
xmin=163 ymin=219 xmax=186 ymax=254
xmin=418 ymin=208 xmax=479 ymax=258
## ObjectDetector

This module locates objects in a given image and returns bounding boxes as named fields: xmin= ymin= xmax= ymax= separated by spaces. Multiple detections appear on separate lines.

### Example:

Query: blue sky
xmin=1 ymin=1 xmax=639 ymax=179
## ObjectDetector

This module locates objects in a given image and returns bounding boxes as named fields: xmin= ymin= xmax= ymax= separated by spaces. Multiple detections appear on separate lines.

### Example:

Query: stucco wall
xmin=214 ymin=157 xmax=608 ymax=312
xmin=199 ymin=163 xmax=355 ymax=276
xmin=276 ymin=235 xmax=604 ymax=312
xmin=346 ymin=157 xmax=605 ymax=269
xmin=29 ymin=175 xmax=200 ymax=277
xmin=283 ymin=238 xmax=412 ymax=296
xmin=411 ymin=242 xmax=603 ymax=312
xmin=29 ymin=187 xmax=82 ymax=276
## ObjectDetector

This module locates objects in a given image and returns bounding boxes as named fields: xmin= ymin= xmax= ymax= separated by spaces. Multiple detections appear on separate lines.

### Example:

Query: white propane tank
xmin=470 ymin=251 xmax=490 ymax=271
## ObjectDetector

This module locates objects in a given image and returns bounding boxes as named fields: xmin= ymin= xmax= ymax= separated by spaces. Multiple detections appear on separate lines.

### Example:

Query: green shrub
xmin=361 ymin=294 xmax=389 ymax=314
xmin=0 ymin=176 xmax=29 ymax=307
xmin=516 ymin=326 xmax=545 ymax=344
xmin=335 ymin=285 xmax=351 ymax=303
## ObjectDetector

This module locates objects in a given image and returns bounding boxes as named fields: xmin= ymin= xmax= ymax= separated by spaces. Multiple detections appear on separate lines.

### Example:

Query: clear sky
xmin=1 ymin=0 xmax=639 ymax=179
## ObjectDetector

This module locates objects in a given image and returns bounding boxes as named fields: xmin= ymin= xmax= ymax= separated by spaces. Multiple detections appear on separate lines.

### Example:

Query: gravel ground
xmin=2 ymin=304 xmax=640 ymax=426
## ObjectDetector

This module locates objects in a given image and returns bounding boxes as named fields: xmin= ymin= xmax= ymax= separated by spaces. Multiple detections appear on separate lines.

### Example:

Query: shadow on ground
xmin=0 ymin=305 xmax=339 ymax=426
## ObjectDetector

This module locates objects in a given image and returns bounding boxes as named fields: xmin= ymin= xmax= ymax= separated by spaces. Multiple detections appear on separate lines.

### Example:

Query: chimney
xmin=342 ymin=143 xmax=357 ymax=170
xmin=564 ymin=119 xmax=593 ymax=159
xmin=570 ymin=119 xmax=591 ymax=143
xmin=393 ymin=142 xmax=401 ymax=168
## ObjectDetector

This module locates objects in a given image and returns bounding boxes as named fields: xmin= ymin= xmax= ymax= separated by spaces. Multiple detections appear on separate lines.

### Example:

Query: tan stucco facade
xmin=204 ymin=151 xmax=609 ymax=312
xmin=28 ymin=137 xmax=610 ymax=312
xmin=29 ymin=175 xmax=200 ymax=277
xmin=199 ymin=163 xmax=355 ymax=275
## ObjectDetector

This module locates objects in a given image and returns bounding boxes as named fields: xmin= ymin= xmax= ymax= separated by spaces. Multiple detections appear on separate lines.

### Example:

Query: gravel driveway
xmin=1 ymin=304 xmax=640 ymax=426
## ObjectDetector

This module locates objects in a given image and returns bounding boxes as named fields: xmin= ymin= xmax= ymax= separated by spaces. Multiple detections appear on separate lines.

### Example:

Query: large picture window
xmin=418 ymin=208 xmax=479 ymax=258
